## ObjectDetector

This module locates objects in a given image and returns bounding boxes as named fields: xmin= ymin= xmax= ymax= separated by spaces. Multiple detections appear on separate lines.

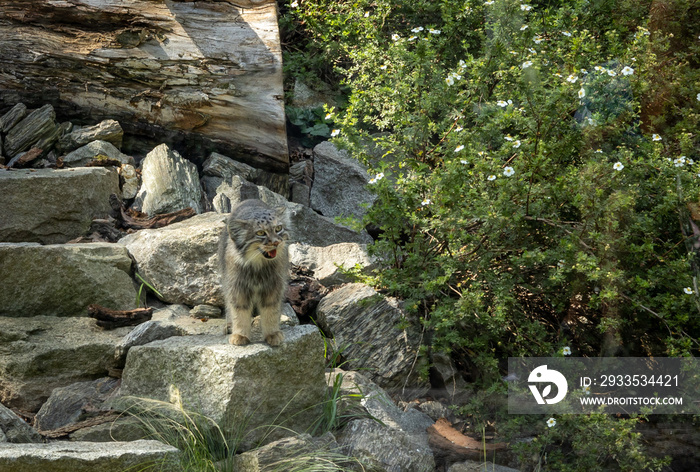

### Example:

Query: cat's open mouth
xmin=260 ymin=249 xmax=277 ymax=259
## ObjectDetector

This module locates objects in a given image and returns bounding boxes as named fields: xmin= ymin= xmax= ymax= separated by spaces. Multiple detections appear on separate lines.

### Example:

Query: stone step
xmin=0 ymin=242 xmax=136 ymax=318
xmin=118 ymin=324 xmax=326 ymax=451
xmin=0 ymin=440 xmax=181 ymax=472
xmin=0 ymin=167 xmax=120 ymax=244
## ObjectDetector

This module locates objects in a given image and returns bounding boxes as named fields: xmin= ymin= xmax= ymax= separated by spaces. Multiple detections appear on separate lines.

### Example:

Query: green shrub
xmin=282 ymin=1 xmax=699 ymax=469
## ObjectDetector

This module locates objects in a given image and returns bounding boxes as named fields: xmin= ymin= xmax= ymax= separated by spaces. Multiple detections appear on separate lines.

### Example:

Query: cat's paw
xmin=229 ymin=334 xmax=250 ymax=346
xmin=265 ymin=331 xmax=284 ymax=347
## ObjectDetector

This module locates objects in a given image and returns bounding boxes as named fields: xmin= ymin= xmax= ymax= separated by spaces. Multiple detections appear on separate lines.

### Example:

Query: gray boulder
xmin=202 ymin=151 xmax=289 ymax=200
xmin=288 ymin=203 xmax=373 ymax=246
xmin=62 ymin=140 xmax=135 ymax=167
xmin=119 ymin=212 xmax=226 ymax=306
xmin=212 ymin=175 xmax=287 ymax=213
xmin=232 ymin=433 xmax=353 ymax=471
xmin=114 ymin=320 xmax=189 ymax=367
xmin=310 ymin=141 xmax=376 ymax=221
xmin=0 ymin=402 xmax=41 ymax=443
xmin=0 ymin=440 xmax=181 ymax=472
xmin=0 ymin=103 xmax=27 ymax=133
xmin=119 ymin=325 xmax=326 ymax=451
xmin=0 ymin=167 xmax=120 ymax=244
xmin=34 ymin=377 xmax=120 ymax=432
xmin=132 ymin=143 xmax=204 ymax=216
xmin=316 ymin=284 xmax=429 ymax=395
xmin=119 ymin=163 xmax=140 ymax=199
xmin=0 ymin=242 xmax=136 ymax=318
xmin=3 ymin=104 xmax=58 ymax=157
xmin=289 ymin=242 xmax=376 ymax=286
xmin=0 ymin=316 xmax=133 ymax=411
xmin=338 ymin=418 xmax=435 ymax=472
xmin=57 ymin=119 xmax=123 ymax=152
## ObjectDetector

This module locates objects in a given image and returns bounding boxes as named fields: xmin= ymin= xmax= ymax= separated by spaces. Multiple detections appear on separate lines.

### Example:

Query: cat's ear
xmin=273 ymin=205 xmax=288 ymax=218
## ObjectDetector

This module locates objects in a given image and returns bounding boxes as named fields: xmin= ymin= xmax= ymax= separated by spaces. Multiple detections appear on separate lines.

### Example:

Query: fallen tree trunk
xmin=0 ymin=0 xmax=288 ymax=171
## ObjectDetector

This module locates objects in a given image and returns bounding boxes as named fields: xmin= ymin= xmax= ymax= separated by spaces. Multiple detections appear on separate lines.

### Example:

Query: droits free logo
xmin=528 ymin=365 xmax=568 ymax=405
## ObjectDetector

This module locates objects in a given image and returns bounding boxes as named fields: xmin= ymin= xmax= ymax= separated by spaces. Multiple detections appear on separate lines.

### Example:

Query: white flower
xmin=460 ymin=159 xmax=468 ymax=164
xmin=521 ymin=4 xmax=532 ymax=11
xmin=290 ymin=0 xmax=298 ymax=7
xmin=581 ymin=68 xmax=588 ymax=74
xmin=364 ymin=11 xmax=370 ymax=17
xmin=503 ymin=166 xmax=515 ymax=177
xmin=547 ymin=418 xmax=557 ymax=428
xmin=421 ymin=198 xmax=432 ymax=206
xmin=522 ymin=60 xmax=533 ymax=69
xmin=325 ymin=113 xmax=333 ymax=120
xmin=621 ymin=66 xmax=634 ymax=76
xmin=684 ymin=287 xmax=694 ymax=295
xmin=583 ymin=385 xmax=591 ymax=395
xmin=408 ymin=36 xmax=417 ymax=42
xmin=391 ymin=34 xmax=401 ymax=41
xmin=380 ymin=64 xmax=388 ymax=70
xmin=566 ymin=74 xmax=578 ymax=83
xmin=504 ymin=135 xmax=514 ymax=141
xmin=652 ymin=134 xmax=662 ymax=141
xmin=459 ymin=60 xmax=467 ymax=69
xmin=562 ymin=346 xmax=572 ymax=356
xmin=674 ymin=156 xmax=686 ymax=167
xmin=534 ymin=36 xmax=544 ymax=44
xmin=497 ymin=100 xmax=509 ymax=107
xmin=454 ymin=145 xmax=465 ymax=153
xmin=520 ymin=25 xmax=529 ymax=31
xmin=613 ymin=162 xmax=624 ymax=171
xmin=368 ymin=172 xmax=384 ymax=184
xmin=595 ymin=149 xmax=603 ymax=153
xmin=429 ymin=29 xmax=441 ymax=35
xmin=411 ymin=26 xmax=424 ymax=33
xmin=513 ymin=140 xmax=522 ymax=148
xmin=528 ymin=48 xmax=537 ymax=54
xmin=455 ymin=126 xmax=464 ymax=132
xmin=331 ymin=129 xmax=340 ymax=137
xmin=578 ymin=87 xmax=586 ymax=99
xmin=697 ymin=92 xmax=700 ymax=101
xmin=562 ymin=31 xmax=572 ymax=37
xmin=557 ymin=260 xmax=565 ymax=268
xmin=487 ymin=174 xmax=497 ymax=181
xmin=484 ymin=1 xmax=494 ymax=4
xmin=607 ymin=69 xmax=617 ymax=77
xmin=445 ymin=76 xmax=455 ymax=86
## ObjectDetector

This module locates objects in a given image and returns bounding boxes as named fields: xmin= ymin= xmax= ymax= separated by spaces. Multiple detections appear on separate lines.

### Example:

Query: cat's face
xmin=227 ymin=201 xmax=290 ymax=263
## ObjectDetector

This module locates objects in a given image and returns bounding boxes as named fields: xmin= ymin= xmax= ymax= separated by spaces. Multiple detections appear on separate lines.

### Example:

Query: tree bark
xmin=0 ymin=0 xmax=288 ymax=171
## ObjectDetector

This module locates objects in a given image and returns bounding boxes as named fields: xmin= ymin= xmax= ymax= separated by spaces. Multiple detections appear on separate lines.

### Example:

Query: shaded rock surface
xmin=0 ymin=440 xmax=181 ymax=472
xmin=118 ymin=325 xmax=326 ymax=451
xmin=0 ymin=167 xmax=120 ymax=244
xmin=0 ymin=402 xmax=41 ymax=443
xmin=132 ymin=143 xmax=204 ymax=216
xmin=289 ymin=242 xmax=376 ymax=286
xmin=0 ymin=242 xmax=136 ymax=318
xmin=316 ymin=284 xmax=429 ymax=395
xmin=34 ymin=377 xmax=120 ymax=432
xmin=338 ymin=418 xmax=435 ymax=472
xmin=57 ymin=119 xmax=124 ymax=153
xmin=0 ymin=316 xmax=132 ymax=412
xmin=310 ymin=141 xmax=376 ymax=221
xmin=3 ymin=104 xmax=57 ymax=157
xmin=0 ymin=103 xmax=27 ymax=134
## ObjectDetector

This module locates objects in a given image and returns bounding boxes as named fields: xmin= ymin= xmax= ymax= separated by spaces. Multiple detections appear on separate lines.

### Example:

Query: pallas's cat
xmin=218 ymin=199 xmax=290 ymax=346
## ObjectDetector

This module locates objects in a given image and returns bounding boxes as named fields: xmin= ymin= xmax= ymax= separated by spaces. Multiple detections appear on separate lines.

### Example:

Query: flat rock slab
xmin=0 ymin=440 xmax=181 ymax=472
xmin=0 ymin=316 xmax=133 ymax=411
xmin=119 ymin=325 xmax=326 ymax=450
xmin=0 ymin=242 xmax=136 ymax=318
xmin=0 ymin=0 xmax=288 ymax=170
xmin=0 ymin=167 xmax=120 ymax=244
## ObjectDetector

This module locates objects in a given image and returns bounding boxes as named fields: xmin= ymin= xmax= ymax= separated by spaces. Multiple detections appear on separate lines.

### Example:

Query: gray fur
xmin=218 ymin=199 xmax=290 ymax=346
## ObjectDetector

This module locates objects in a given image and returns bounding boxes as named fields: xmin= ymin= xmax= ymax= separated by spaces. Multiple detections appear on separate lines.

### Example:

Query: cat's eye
xmin=256 ymin=230 xmax=266 ymax=236
xmin=275 ymin=225 xmax=283 ymax=232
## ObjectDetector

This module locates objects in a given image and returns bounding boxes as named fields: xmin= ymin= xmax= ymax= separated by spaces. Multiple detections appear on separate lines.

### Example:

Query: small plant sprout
xmin=684 ymin=287 xmax=694 ymax=295
xmin=621 ymin=66 xmax=635 ymax=76
xmin=613 ymin=162 xmax=624 ymax=171
xmin=652 ymin=134 xmax=662 ymax=141
xmin=547 ymin=417 xmax=557 ymax=427
xmin=562 ymin=346 xmax=572 ymax=355
xmin=503 ymin=166 xmax=515 ymax=177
